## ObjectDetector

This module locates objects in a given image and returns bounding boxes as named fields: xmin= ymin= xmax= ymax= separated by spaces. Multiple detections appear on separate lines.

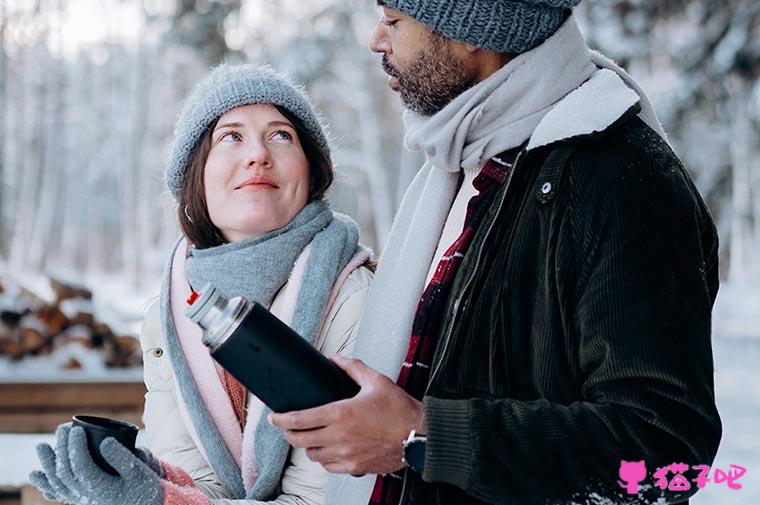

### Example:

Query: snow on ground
xmin=692 ymin=336 xmax=760 ymax=505
xmin=713 ymin=281 xmax=760 ymax=340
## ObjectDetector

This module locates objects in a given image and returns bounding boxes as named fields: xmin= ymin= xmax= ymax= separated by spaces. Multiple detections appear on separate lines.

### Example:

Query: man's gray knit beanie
xmin=166 ymin=64 xmax=329 ymax=200
xmin=380 ymin=0 xmax=582 ymax=54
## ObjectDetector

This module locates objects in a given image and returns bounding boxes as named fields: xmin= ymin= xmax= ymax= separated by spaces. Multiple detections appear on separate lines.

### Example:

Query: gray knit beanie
xmin=380 ymin=0 xmax=582 ymax=54
xmin=165 ymin=64 xmax=330 ymax=200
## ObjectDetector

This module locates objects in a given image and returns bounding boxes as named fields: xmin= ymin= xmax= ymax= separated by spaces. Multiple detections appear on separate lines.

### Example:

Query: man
xmin=270 ymin=1 xmax=722 ymax=504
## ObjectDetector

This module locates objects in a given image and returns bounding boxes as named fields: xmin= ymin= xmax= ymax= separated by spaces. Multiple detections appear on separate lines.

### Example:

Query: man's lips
xmin=235 ymin=176 xmax=279 ymax=190
xmin=381 ymin=56 xmax=401 ymax=92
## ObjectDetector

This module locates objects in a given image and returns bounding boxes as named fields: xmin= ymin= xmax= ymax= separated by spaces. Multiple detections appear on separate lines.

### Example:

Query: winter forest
xmin=2 ymin=0 xmax=760 ymax=303
xmin=0 ymin=0 xmax=759 ymax=502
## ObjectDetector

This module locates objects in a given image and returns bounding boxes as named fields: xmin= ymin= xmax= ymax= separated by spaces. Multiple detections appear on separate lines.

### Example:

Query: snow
xmin=0 ymin=433 xmax=55 ymax=487
xmin=0 ymin=341 xmax=143 ymax=382
xmin=713 ymin=281 xmax=760 ymax=340
xmin=692 ymin=336 xmax=760 ymax=504
xmin=0 ymin=431 xmax=146 ymax=487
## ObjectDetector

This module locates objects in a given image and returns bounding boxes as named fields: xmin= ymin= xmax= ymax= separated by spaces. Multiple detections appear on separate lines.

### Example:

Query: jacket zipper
xmin=398 ymin=153 xmax=523 ymax=505
xmin=424 ymin=151 xmax=523 ymax=396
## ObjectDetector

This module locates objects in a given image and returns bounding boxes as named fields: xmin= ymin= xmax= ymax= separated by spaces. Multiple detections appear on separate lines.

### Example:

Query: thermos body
xmin=186 ymin=284 xmax=360 ymax=413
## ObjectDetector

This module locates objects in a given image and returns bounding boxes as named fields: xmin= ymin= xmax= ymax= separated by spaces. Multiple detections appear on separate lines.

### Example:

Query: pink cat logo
xmin=619 ymin=460 xmax=647 ymax=495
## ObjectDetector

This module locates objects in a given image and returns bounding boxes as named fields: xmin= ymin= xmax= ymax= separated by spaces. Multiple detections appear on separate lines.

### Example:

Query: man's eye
xmin=383 ymin=18 xmax=398 ymax=27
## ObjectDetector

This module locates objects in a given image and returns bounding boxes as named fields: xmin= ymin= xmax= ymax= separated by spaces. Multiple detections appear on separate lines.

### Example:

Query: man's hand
xmin=268 ymin=354 xmax=423 ymax=476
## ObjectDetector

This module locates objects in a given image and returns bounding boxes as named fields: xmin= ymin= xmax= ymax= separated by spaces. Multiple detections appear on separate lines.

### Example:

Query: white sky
xmin=3 ymin=0 xmax=163 ymax=57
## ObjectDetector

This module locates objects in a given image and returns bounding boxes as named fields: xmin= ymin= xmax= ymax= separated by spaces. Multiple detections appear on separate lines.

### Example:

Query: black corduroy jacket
xmin=400 ymin=110 xmax=722 ymax=505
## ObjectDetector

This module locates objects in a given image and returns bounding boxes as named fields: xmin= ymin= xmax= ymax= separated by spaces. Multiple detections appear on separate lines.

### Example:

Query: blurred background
xmin=0 ymin=0 xmax=758 ymax=504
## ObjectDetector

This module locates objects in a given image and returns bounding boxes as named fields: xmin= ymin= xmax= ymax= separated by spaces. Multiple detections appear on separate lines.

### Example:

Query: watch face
xmin=405 ymin=438 xmax=426 ymax=472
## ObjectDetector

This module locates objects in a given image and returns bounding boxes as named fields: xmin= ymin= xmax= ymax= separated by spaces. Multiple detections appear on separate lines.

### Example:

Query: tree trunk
xmin=9 ymin=46 xmax=45 ymax=272
xmin=0 ymin=1 xmax=7 ymax=259
xmin=728 ymin=83 xmax=753 ymax=284
xmin=354 ymin=58 xmax=393 ymax=250
xmin=27 ymin=60 xmax=65 ymax=271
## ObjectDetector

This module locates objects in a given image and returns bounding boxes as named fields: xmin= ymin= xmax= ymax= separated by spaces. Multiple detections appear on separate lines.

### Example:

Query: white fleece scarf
xmin=325 ymin=14 xmax=667 ymax=505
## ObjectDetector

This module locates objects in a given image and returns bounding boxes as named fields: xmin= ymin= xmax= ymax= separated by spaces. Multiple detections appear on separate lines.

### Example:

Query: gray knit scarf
xmin=160 ymin=200 xmax=364 ymax=500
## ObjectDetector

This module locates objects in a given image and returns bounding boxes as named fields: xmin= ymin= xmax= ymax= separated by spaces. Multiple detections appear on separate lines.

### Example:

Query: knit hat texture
xmin=380 ymin=0 xmax=582 ymax=54
xmin=166 ymin=64 xmax=329 ymax=200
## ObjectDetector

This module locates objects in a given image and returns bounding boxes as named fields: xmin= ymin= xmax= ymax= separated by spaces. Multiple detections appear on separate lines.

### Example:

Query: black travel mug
xmin=185 ymin=283 xmax=360 ymax=413
xmin=71 ymin=415 xmax=139 ymax=475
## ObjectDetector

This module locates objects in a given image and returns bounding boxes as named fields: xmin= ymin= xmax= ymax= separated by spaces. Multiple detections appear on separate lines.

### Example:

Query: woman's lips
xmin=235 ymin=177 xmax=279 ymax=190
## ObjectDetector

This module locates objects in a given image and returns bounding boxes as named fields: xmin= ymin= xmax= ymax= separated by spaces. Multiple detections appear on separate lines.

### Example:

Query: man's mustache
xmin=381 ymin=55 xmax=401 ymax=79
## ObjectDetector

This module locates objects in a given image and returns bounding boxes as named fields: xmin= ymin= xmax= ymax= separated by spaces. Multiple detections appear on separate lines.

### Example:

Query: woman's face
xmin=204 ymin=104 xmax=310 ymax=242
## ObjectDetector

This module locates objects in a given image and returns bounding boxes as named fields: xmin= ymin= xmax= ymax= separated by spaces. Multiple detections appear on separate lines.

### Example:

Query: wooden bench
xmin=0 ymin=379 xmax=145 ymax=433
xmin=0 ymin=377 xmax=145 ymax=504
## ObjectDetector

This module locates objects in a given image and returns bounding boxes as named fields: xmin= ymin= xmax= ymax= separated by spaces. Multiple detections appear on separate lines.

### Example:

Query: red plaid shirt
xmin=369 ymin=148 xmax=520 ymax=505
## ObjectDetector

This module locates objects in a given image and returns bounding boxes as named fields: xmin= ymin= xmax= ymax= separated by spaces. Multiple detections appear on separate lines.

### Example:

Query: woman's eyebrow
xmin=268 ymin=120 xmax=295 ymax=129
xmin=214 ymin=121 xmax=244 ymax=131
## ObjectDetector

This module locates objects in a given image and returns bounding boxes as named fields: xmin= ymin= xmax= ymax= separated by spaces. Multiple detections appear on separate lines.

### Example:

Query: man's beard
xmin=382 ymin=33 xmax=476 ymax=116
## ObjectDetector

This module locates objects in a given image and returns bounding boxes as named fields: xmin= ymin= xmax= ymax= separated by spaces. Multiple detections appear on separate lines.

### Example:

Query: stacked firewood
xmin=0 ymin=278 xmax=141 ymax=368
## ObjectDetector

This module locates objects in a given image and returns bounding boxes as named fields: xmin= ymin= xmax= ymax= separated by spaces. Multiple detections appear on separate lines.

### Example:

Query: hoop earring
xmin=184 ymin=204 xmax=194 ymax=223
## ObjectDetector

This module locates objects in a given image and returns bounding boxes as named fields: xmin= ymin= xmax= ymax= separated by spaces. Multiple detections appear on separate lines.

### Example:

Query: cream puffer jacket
xmin=140 ymin=266 xmax=373 ymax=505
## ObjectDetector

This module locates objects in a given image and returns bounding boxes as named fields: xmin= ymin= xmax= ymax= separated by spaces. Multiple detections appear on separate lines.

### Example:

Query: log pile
xmin=0 ymin=277 xmax=141 ymax=369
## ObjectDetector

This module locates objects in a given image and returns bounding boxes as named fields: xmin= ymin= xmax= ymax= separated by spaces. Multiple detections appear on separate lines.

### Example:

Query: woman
xmin=29 ymin=64 xmax=373 ymax=505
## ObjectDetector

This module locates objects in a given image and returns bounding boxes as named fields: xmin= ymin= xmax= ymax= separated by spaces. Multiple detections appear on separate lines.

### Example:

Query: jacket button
xmin=541 ymin=182 xmax=552 ymax=194
xmin=152 ymin=348 xmax=164 ymax=358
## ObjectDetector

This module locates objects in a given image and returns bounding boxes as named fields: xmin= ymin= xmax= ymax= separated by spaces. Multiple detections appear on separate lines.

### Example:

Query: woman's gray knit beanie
xmin=380 ymin=0 xmax=582 ymax=54
xmin=166 ymin=64 xmax=330 ymax=200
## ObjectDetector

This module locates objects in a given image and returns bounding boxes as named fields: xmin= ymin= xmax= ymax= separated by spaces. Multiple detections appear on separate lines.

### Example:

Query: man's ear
xmin=464 ymin=43 xmax=480 ymax=54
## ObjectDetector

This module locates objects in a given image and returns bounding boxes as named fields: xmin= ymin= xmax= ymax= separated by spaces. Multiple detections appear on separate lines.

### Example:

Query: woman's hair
xmin=178 ymin=105 xmax=334 ymax=249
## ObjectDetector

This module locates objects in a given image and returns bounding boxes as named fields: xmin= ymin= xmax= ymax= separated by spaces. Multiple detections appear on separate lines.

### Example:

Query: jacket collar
xmin=526 ymin=69 xmax=641 ymax=152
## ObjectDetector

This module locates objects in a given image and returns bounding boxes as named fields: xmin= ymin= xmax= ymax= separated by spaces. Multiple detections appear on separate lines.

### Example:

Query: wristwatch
xmin=402 ymin=427 xmax=427 ymax=472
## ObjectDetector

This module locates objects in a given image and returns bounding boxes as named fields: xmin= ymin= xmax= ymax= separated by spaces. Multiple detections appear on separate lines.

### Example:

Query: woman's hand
xmin=269 ymin=355 xmax=423 ymax=476
xmin=29 ymin=423 xmax=79 ymax=504
xmin=30 ymin=425 xmax=164 ymax=505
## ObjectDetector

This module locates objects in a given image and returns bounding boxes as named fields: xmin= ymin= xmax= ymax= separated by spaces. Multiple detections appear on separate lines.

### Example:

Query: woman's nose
xmin=246 ymin=142 xmax=271 ymax=168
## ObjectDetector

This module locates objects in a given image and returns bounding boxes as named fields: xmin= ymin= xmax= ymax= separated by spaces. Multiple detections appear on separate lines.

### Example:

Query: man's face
xmin=369 ymin=6 xmax=476 ymax=116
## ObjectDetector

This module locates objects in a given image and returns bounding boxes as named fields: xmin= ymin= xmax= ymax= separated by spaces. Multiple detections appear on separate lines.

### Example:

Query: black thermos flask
xmin=185 ymin=283 xmax=360 ymax=413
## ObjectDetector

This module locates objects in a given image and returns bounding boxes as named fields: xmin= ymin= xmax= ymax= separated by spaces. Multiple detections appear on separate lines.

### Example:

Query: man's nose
xmin=369 ymin=19 xmax=389 ymax=54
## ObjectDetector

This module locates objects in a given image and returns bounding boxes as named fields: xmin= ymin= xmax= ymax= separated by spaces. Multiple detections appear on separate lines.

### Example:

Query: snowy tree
xmin=579 ymin=0 xmax=760 ymax=282
xmin=0 ymin=1 xmax=7 ymax=259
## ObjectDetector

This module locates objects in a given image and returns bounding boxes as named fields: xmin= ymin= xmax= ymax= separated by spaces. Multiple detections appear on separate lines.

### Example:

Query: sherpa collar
xmin=528 ymin=52 xmax=668 ymax=151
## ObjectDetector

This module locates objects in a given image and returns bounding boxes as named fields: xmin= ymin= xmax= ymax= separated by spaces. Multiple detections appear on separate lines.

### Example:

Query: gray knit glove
xmin=30 ymin=425 xmax=164 ymax=505
xmin=135 ymin=446 xmax=166 ymax=478
xmin=29 ymin=424 xmax=79 ymax=504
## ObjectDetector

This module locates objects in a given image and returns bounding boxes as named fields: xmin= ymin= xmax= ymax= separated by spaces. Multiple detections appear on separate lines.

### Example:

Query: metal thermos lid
xmin=185 ymin=282 xmax=225 ymax=330
xmin=184 ymin=283 xmax=248 ymax=352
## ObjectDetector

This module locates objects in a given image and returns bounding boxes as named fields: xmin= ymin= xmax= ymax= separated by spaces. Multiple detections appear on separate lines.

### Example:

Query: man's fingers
xmin=329 ymin=355 xmax=377 ymax=386
xmin=269 ymin=403 xmax=339 ymax=431
xmin=283 ymin=426 xmax=340 ymax=450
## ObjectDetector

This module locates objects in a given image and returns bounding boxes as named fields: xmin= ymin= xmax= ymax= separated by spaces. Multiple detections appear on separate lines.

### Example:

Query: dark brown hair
xmin=178 ymin=106 xmax=334 ymax=249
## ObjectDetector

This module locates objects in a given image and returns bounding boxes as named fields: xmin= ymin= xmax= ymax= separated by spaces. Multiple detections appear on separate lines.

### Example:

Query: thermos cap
xmin=185 ymin=282 xmax=223 ymax=329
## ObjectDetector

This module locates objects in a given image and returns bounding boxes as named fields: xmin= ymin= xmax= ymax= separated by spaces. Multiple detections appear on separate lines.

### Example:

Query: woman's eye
xmin=220 ymin=131 xmax=242 ymax=142
xmin=271 ymin=130 xmax=294 ymax=142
